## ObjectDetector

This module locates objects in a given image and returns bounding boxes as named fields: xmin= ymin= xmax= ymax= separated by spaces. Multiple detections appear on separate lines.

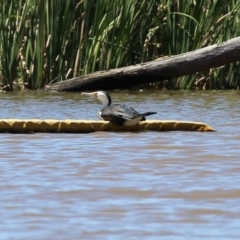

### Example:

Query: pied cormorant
xmin=81 ymin=91 xmax=157 ymax=126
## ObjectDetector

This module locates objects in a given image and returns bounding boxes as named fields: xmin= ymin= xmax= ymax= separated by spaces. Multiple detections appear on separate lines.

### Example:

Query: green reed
xmin=0 ymin=0 xmax=240 ymax=90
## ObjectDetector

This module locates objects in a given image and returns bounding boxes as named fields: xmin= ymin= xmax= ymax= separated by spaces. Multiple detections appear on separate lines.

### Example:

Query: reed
xmin=0 ymin=0 xmax=240 ymax=90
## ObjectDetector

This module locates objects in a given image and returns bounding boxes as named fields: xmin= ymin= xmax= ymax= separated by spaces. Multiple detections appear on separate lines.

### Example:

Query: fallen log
xmin=44 ymin=36 xmax=240 ymax=91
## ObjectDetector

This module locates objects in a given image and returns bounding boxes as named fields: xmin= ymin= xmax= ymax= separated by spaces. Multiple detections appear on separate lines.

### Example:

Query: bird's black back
xmin=100 ymin=104 xmax=141 ymax=125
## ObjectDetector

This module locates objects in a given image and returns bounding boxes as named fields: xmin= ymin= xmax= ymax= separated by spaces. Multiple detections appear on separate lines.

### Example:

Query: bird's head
xmin=81 ymin=91 xmax=111 ymax=107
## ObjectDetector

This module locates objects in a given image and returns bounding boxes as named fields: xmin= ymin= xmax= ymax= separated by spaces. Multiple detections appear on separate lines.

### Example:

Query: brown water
xmin=0 ymin=90 xmax=240 ymax=239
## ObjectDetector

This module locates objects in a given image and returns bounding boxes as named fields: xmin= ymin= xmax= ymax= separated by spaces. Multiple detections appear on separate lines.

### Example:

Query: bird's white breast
xmin=98 ymin=111 xmax=104 ymax=120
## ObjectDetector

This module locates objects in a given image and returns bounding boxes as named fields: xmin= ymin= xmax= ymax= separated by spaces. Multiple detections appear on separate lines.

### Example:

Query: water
xmin=0 ymin=90 xmax=240 ymax=240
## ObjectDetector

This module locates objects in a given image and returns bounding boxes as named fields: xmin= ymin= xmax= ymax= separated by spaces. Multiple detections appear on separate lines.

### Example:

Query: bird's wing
xmin=101 ymin=104 xmax=139 ymax=121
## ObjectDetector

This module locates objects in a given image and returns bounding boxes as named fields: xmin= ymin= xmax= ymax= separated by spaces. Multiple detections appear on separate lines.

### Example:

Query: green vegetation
xmin=0 ymin=0 xmax=240 ymax=91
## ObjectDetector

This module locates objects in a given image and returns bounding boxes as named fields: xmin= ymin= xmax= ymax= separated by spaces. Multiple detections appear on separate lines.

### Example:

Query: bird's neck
xmin=101 ymin=98 xmax=110 ymax=108
xmin=98 ymin=92 xmax=111 ymax=108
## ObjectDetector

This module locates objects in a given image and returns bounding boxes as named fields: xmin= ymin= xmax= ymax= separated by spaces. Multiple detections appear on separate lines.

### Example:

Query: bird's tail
xmin=141 ymin=111 xmax=157 ymax=117
xmin=139 ymin=112 xmax=157 ymax=121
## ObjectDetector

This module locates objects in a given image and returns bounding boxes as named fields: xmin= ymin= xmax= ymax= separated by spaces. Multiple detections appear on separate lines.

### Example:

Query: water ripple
xmin=0 ymin=91 xmax=240 ymax=239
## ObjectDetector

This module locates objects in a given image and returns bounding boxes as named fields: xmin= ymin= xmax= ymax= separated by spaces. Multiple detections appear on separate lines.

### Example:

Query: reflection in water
xmin=0 ymin=91 xmax=240 ymax=239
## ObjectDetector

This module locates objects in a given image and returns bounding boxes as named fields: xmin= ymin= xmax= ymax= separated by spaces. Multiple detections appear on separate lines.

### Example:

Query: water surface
xmin=0 ymin=90 xmax=240 ymax=239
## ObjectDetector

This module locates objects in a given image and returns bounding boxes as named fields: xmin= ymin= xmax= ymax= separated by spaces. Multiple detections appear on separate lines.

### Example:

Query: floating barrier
xmin=0 ymin=119 xmax=215 ymax=133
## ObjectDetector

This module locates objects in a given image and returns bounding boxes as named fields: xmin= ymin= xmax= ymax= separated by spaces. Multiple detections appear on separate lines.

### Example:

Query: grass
xmin=0 ymin=0 xmax=240 ymax=91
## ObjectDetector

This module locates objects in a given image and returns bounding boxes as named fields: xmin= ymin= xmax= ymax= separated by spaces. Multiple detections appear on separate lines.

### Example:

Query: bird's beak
xmin=81 ymin=92 xmax=98 ymax=98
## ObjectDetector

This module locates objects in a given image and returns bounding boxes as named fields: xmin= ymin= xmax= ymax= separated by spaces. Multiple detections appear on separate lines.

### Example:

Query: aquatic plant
xmin=0 ymin=0 xmax=240 ymax=90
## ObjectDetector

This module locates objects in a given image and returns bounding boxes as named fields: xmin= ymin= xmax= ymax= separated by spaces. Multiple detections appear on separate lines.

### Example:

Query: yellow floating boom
xmin=0 ymin=119 xmax=215 ymax=133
